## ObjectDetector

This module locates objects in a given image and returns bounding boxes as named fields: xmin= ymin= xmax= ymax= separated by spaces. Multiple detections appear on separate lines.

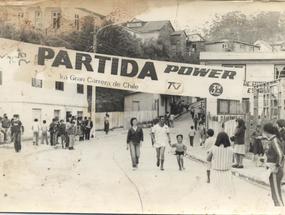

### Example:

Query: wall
xmin=0 ymin=60 xmax=89 ymax=138
xmin=95 ymin=112 xmax=124 ymax=130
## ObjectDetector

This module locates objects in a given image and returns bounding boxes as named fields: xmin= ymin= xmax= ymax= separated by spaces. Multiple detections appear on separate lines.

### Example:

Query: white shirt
xmin=32 ymin=122 xmax=40 ymax=132
xmin=204 ymin=136 xmax=215 ymax=152
xmin=41 ymin=124 xmax=48 ymax=133
xmin=152 ymin=124 xmax=170 ymax=148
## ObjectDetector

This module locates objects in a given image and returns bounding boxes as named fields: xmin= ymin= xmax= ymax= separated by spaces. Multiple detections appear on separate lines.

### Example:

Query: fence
xmin=124 ymin=111 xmax=157 ymax=129
xmin=95 ymin=112 xmax=124 ymax=130
xmin=95 ymin=111 xmax=157 ymax=130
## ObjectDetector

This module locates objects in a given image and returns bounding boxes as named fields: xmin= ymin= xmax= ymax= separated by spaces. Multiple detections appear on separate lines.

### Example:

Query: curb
xmin=186 ymin=153 xmax=285 ymax=193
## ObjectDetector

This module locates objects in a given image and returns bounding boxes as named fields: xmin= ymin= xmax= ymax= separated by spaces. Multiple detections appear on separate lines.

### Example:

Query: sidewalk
xmin=169 ymin=111 xmax=285 ymax=192
xmin=186 ymin=146 xmax=279 ymax=188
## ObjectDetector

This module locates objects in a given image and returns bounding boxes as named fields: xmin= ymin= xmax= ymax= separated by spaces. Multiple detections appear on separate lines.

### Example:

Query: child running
xmin=204 ymin=129 xmax=215 ymax=183
xmin=170 ymin=134 xmax=187 ymax=171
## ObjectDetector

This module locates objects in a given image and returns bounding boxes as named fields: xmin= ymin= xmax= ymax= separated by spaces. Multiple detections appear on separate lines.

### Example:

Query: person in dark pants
xmin=127 ymin=117 xmax=144 ymax=170
xmin=193 ymin=114 xmax=199 ymax=130
xmin=11 ymin=114 xmax=24 ymax=153
xmin=49 ymin=118 xmax=58 ymax=146
xmin=2 ymin=114 xmax=11 ymax=142
xmin=104 ymin=113 xmax=110 ymax=135
xmin=263 ymin=123 xmax=284 ymax=207
xmin=85 ymin=117 xmax=93 ymax=140
xmin=58 ymin=120 xmax=66 ymax=149
xmin=188 ymin=125 xmax=196 ymax=147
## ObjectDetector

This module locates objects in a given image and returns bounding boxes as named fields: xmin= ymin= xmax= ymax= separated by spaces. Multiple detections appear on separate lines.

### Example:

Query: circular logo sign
xmin=209 ymin=83 xmax=223 ymax=96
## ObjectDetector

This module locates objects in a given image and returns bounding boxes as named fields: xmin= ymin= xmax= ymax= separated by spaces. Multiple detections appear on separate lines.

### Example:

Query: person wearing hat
xmin=11 ymin=114 xmax=24 ymax=152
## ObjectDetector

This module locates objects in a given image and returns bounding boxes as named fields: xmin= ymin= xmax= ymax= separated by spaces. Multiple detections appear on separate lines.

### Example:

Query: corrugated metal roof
xmin=187 ymin=33 xmax=205 ymax=42
xmin=126 ymin=20 xmax=173 ymax=33
xmin=171 ymin=30 xmax=186 ymax=36
xmin=76 ymin=7 xmax=105 ymax=18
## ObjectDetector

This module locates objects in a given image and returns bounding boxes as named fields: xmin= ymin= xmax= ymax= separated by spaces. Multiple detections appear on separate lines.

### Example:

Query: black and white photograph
xmin=1 ymin=0 xmax=285 ymax=214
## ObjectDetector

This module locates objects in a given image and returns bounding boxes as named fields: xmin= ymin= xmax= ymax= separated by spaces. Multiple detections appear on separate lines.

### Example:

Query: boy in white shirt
xmin=32 ymin=118 xmax=40 ymax=146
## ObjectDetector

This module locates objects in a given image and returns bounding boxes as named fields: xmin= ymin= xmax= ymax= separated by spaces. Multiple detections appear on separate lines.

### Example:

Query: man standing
xmin=151 ymin=116 xmax=171 ymax=171
xmin=2 ymin=114 xmax=11 ymax=142
xmin=85 ymin=117 xmax=93 ymax=140
xmin=49 ymin=118 xmax=58 ymax=146
xmin=11 ymin=114 xmax=24 ymax=152
xmin=58 ymin=120 xmax=66 ymax=149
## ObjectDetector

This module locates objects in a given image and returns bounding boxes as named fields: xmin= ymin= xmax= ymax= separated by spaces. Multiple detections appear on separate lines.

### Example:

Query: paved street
xmin=0 ymin=114 xmax=284 ymax=214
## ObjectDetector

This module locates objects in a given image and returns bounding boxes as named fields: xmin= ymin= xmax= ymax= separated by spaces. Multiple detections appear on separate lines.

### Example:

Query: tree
xmin=204 ymin=11 xmax=285 ymax=43
xmin=96 ymin=25 xmax=143 ymax=58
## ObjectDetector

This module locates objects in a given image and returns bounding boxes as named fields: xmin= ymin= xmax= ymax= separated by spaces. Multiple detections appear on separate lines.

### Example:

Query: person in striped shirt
xmin=207 ymin=131 xmax=235 ymax=198
xmin=263 ymin=123 xmax=284 ymax=207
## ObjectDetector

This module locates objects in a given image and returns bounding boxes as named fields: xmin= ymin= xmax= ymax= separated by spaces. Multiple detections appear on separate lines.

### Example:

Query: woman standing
xmin=207 ymin=132 xmax=234 ymax=198
xmin=126 ymin=118 xmax=144 ymax=170
xmin=232 ymin=119 xmax=246 ymax=169
xmin=263 ymin=123 xmax=284 ymax=207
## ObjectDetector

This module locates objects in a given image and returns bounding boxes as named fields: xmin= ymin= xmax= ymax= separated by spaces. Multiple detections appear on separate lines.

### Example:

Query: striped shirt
xmin=211 ymin=145 xmax=234 ymax=171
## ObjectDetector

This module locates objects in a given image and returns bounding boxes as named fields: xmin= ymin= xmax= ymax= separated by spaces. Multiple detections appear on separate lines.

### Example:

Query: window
xmin=74 ymin=14 xmax=79 ymax=30
xmin=54 ymin=110 xmax=61 ymax=119
xmin=77 ymin=111 xmax=83 ymax=119
xmin=0 ymin=71 xmax=2 ymax=85
xmin=274 ymin=65 xmax=285 ymax=80
xmin=35 ymin=11 xmax=41 ymax=29
xmin=192 ymin=44 xmax=197 ymax=52
xmin=32 ymin=78 xmax=42 ymax=88
xmin=18 ymin=12 xmax=24 ymax=19
xmin=77 ymin=84 xmax=84 ymax=94
xmin=52 ymin=11 xmax=61 ymax=29
xmin=217 ymin=99 xmax=243 ymax=115
xmin=55 ymin=81 xmax=64 ymax=91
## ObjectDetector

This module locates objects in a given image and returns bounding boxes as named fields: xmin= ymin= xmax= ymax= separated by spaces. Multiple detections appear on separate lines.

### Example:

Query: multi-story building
xmin=0 ymin=1 xmax=105 ymax=35
xmin=205 ymin=39 xmax=260 ymax=53
xmin=186 ymin=33 xmax=205 ymax=64
xmin=123 ymin=19 xmax=175 ymax=43
xmin=200 ymin=51 xmax=285 ymax=118
xmin=170 ymin=30 xmax=187 ymax=58
xmin=0 ymin=38 xmax=93 ymax=138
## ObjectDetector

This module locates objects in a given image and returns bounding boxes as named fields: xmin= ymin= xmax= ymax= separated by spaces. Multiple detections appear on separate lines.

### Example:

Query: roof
xmin=76 ymin=7 xmax=105 ymax=19
xmin=205 ymin=40 xmax=259 ymax=48
xmin=125 ymin=20 xmax=174 ymax=33
xmin=200 ymin=51 xmax=285 ymax=61
xmin=171 ymin=30 xmax=186 ymax=37
xmin=186 ymin=33 xmax=205 ymax=42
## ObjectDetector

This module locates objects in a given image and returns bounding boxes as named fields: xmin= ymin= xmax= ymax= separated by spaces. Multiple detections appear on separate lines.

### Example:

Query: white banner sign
xmin=0 ymin=38 xmax=244 ymax=99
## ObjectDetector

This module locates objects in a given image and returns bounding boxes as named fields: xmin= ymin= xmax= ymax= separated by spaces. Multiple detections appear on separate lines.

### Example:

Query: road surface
xmin=0 ymin=114 xmax=283 ymax=214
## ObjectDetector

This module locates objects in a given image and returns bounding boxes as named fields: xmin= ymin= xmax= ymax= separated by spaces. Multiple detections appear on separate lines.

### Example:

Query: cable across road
xmin=112 ymin=153 xmax=144 ymax=213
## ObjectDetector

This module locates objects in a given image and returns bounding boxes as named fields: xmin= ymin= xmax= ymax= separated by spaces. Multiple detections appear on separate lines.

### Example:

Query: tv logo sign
xmin=166 ymin=81 xmax=183 ymax=94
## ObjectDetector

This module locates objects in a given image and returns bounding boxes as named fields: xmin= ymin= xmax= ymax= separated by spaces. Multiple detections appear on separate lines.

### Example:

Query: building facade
xmin=0 ymin=2 xmax=105 ymax=35
xmin=186 ymin=33 xmax=205 ymax=64
xmin=205 ymin=40 xmax=260 ymax=53
xmin=0 ymin=56 xmax=89 ymax=138
xmin=170 ymin=30 xmax=187 ymax=59
xmin=200 ymin=51 xmax=285 ymax=118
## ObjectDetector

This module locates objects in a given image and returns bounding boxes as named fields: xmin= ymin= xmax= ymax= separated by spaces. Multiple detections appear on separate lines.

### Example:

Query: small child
xmin=204 ymin=129 xmax=215 ymax=183
xmin=188 ymin=125 xmax=196 ymax=147
xmin=170 ymin=134 xmax=187 ymax=171
xmin=67 ymin=120 xmax=77 ymax=150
